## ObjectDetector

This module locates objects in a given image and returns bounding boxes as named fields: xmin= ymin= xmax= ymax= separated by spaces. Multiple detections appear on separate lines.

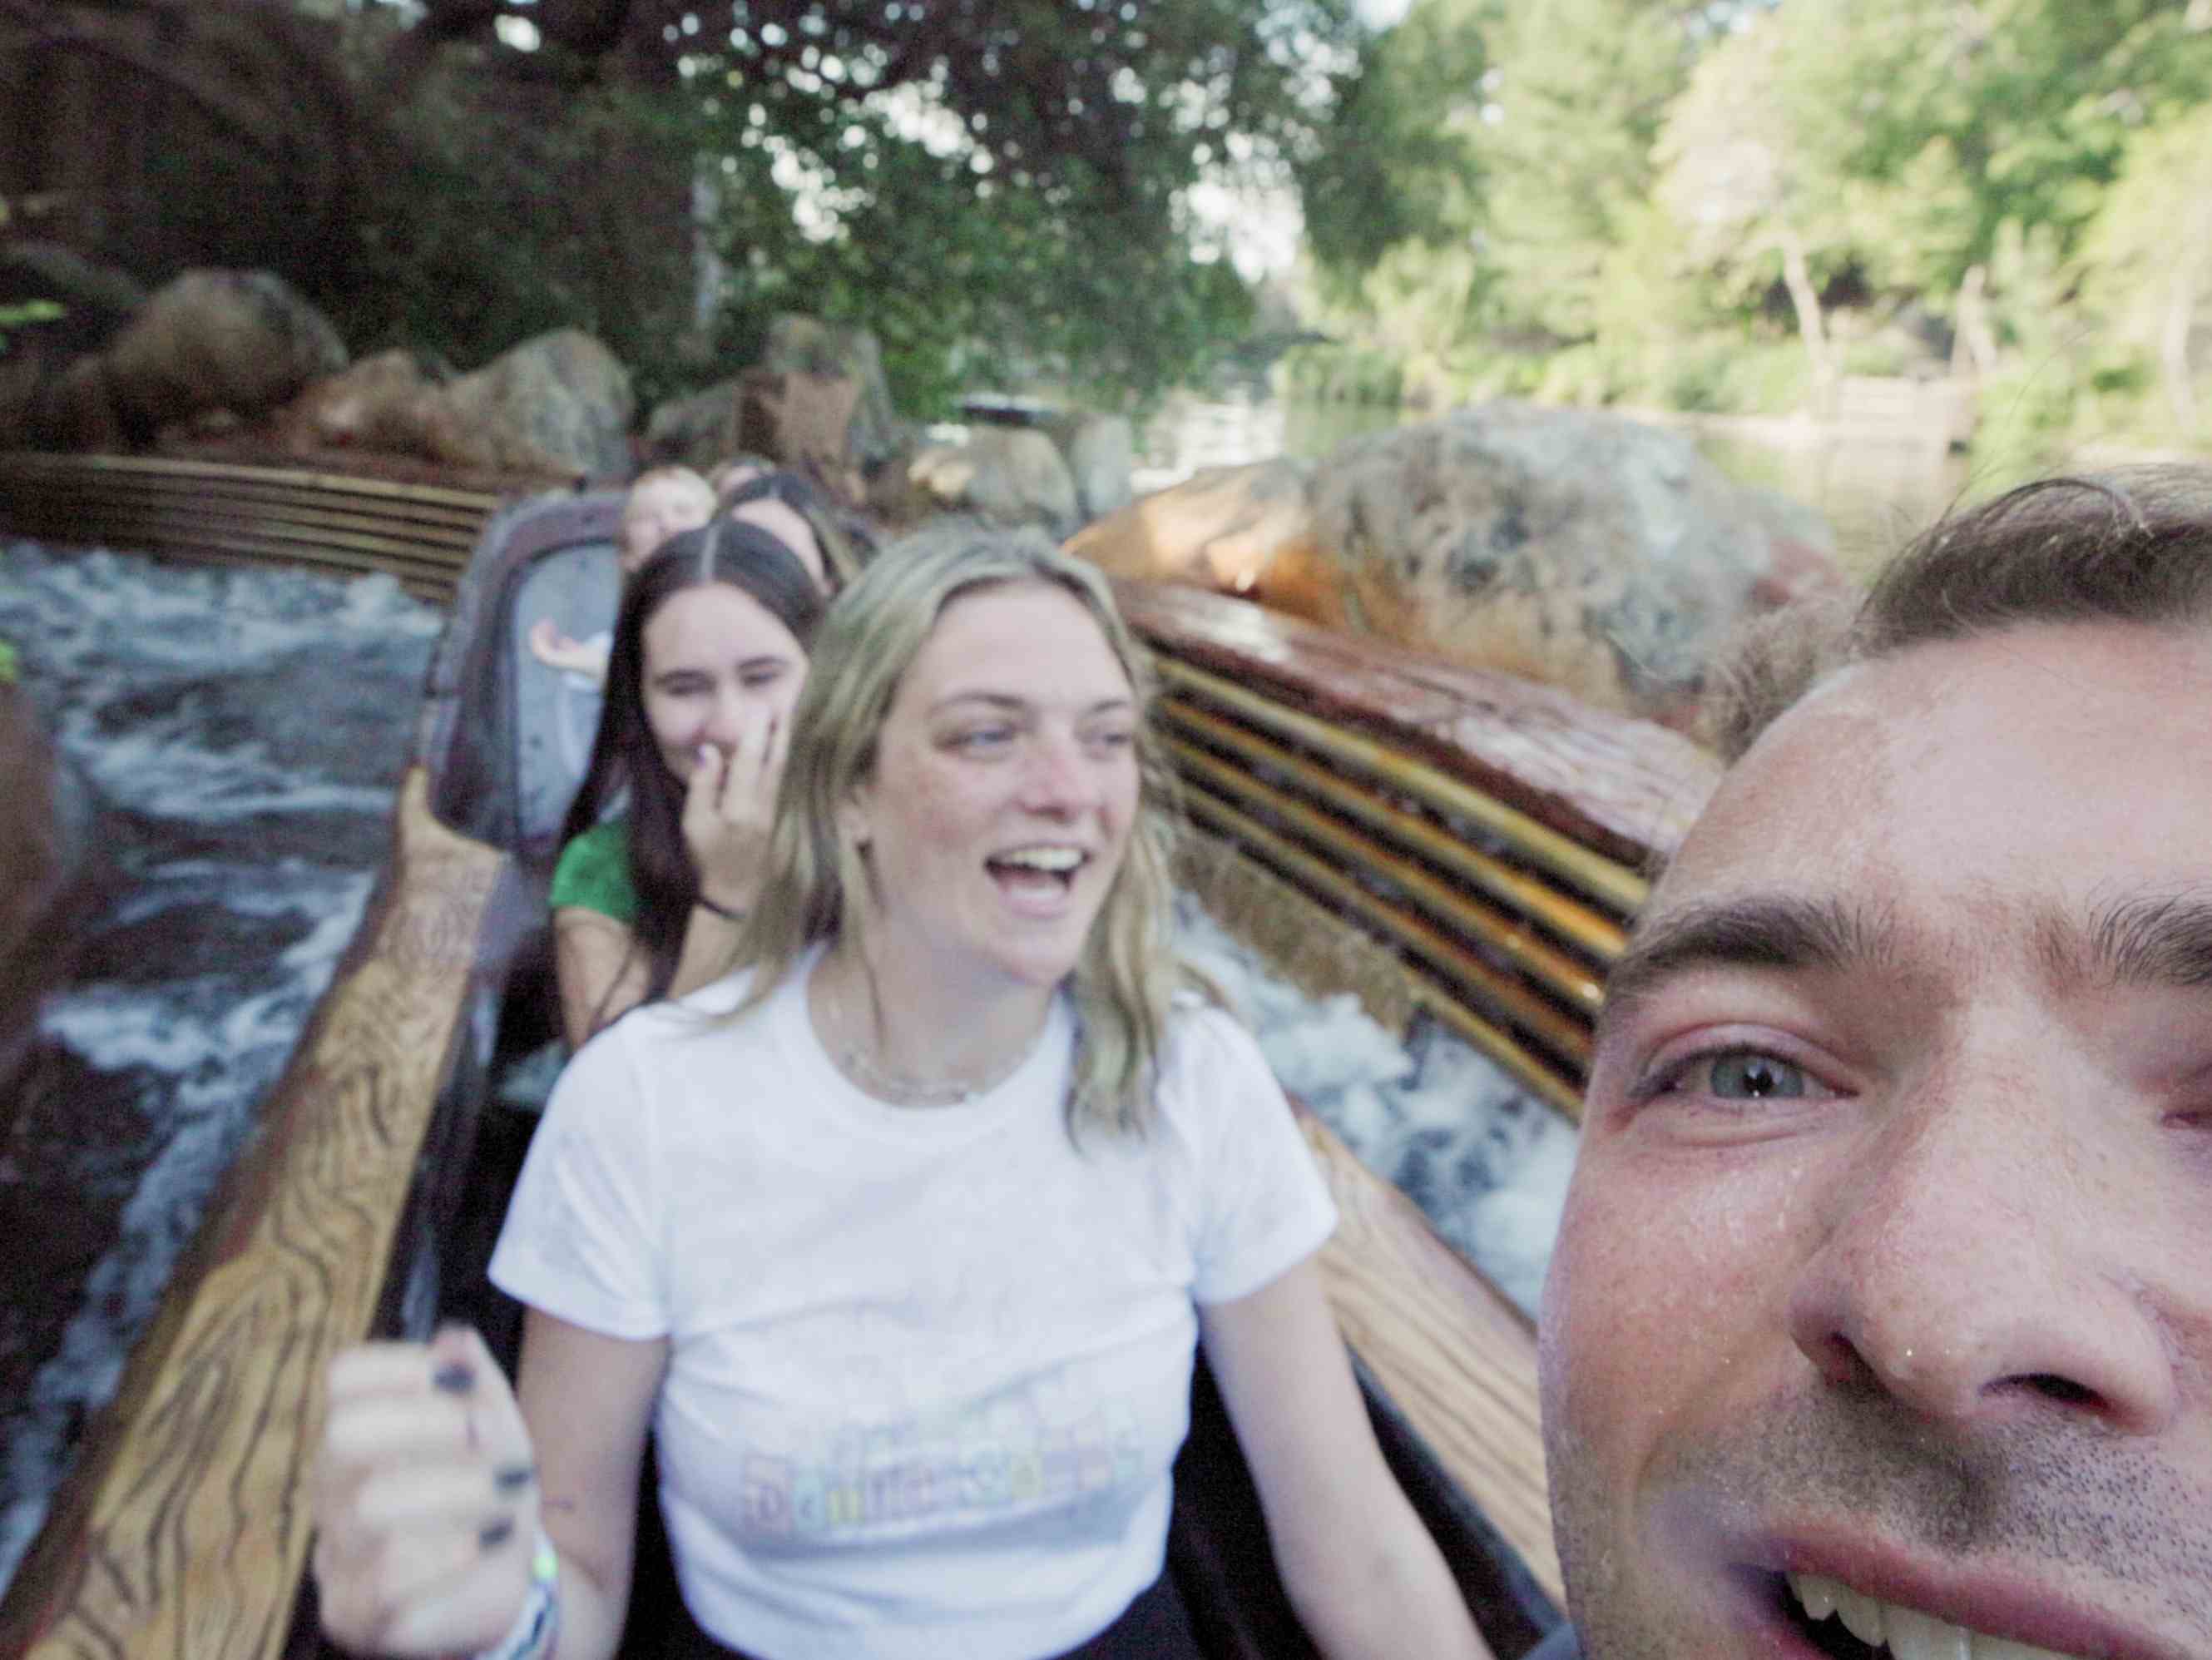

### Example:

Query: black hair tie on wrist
xmin=695 ymin=894 xmax=744 ymax=921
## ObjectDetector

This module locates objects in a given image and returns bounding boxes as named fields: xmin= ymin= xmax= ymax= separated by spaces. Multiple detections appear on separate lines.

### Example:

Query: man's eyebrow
xmin=1599 ymin=894 xmax=1894 ymax=1035
xmin=2049 ymin=891 xmax=2212 ymax=990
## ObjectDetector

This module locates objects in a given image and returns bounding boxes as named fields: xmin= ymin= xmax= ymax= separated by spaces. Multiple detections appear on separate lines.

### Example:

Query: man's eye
xmin=1705 ymin=1052 xmax=1809 ymax=1099
xmin=953 ymin=727 xmax=1013 ymax=751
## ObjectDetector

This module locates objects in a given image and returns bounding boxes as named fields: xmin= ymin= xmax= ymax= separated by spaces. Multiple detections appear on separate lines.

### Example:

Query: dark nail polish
xmin=431 ymin=1362 xmax=475 ymax=1395
xmin=479 ymin=1516 xmax=516 ymax=1551
xmin=493 ymin=1463 xmax=537 ymax=1494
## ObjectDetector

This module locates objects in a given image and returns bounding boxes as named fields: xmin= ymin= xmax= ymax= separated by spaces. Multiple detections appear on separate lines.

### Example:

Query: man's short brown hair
xmin=1710 ymin=465 xmax=2212 ymax=761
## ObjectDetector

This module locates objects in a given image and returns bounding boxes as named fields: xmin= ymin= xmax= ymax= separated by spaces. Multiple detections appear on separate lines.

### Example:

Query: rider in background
xmin=542 ymin=518 xmax=822 ymax=1044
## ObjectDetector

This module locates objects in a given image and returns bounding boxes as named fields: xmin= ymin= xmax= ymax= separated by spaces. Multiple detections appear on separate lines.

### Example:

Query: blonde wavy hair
xmin=727 ymin=522 xmax=1200 ymax=1137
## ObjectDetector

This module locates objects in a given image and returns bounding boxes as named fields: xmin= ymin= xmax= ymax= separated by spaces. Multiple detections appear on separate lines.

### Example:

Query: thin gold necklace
xmin=824 ymin=960 xmax=1038 ymax=1107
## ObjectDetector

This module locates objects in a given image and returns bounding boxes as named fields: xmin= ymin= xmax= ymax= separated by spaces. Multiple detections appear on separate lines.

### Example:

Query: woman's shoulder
xmin=1156 ymin=993 xmax=1274 ymax=1094
xmin=549 ymin=817 xmax=637 ymax=921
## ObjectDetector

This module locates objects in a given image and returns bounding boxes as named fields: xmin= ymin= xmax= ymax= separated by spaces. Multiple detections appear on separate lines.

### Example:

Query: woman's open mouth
xmin=985 ymin=844 xmax=1090 ymax=908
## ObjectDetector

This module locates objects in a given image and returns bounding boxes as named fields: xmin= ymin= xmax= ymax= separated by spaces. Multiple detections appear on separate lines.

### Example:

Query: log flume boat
xmin=0 ymin=448 xmax=1720 ymax=1660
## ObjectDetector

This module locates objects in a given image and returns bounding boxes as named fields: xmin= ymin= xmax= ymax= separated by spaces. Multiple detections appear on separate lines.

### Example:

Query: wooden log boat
xmin=0 ymin=453 xmax=1722 ymax=1660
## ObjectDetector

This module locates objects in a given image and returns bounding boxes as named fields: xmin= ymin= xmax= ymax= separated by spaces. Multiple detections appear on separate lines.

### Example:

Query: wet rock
xmin=20 ymin=356 xmax=124 ymax=453
xmin=736 ymin=367 xmax=864 ymax=499
xmin=271 ymin=349 xmax=473 ymax=463
xmin=640 ymin=378 xmax=740 ymax=470
xmin=443 ymin=328 xmax=635 ymax=479
xmin=104 ymin=269 xmax=347 ymax=441
xmin=1062 ymin=414 xmax=1136 ymax=523
xmin=908 ymin=428 xmax=1081 ymax=537
xmin=760 ymin=314 xmax=901 ymax=469
xmin=1307 ymin=402 xmax=1848 ymax=730
xmin=1066 ymin=458 xmax=1343 ymax=624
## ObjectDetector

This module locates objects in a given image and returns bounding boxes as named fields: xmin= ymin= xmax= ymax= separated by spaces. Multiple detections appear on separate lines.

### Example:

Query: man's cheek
xmin=1547 ymin=1156 xmax=1806 ymax=1441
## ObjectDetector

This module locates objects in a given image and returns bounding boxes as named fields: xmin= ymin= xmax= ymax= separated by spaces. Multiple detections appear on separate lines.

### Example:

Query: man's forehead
xmin=1634 ymin=622 xmax=2212 ymax=992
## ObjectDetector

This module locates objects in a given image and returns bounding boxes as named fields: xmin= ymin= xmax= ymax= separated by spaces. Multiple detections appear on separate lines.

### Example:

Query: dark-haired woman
xmin=547 ymin=518 xmax=825 ymax=1045
xmin=720 ymin=468 xmax=872 ymax=591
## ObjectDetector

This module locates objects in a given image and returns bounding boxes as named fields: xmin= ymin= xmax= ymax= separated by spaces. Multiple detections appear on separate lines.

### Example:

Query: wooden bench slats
xmin=1120 ymin=579 xmax=1718 ymax=880
xmin=0 ymin=495 xmax=479 ymax=573
xmin=2 ymin=478 xmax=488 ymax=548
xmin=1155 ymin=654 xmax=1655 ymax=919
xmin=1184 ymin=790 xmax=1588 ymax=1117
xmin=1163 ymin=696 xmax=1627 ymax=965
xmin=2 ymin=450 xmax=508 ymax=514
xmin=1171 ymin=740 xmax=1598 ymax=1060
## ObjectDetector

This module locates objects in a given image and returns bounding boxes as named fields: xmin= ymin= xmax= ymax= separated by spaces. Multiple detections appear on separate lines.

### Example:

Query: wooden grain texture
xmin=4 ymin=770 xmax=501 ymax=1660
xmin=1296 ymin=1103 xmax=1561 ymax=1607
xmin=1163 ymin=696 xmax=1628 ymax=966
xmin=1120 ymin=579 xmax=1720 ymax=874
xmin=1174 ymin=827 xmax=1425 ymax=1037
xmin=0 ymin=453 xmax=508 ymax=606
xmin=1181 ymin=790 xmax=1586 ymax=1118
xmin=1168 ymin=734 xmax=1605 ymax=1030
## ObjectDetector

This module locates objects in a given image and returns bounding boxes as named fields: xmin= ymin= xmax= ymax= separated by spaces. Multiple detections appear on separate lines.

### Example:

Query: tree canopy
xmin=1299 ymin=0 xmax=2212 ymax=454
xmin=338 ymin=0 xmax=1368 ymax=409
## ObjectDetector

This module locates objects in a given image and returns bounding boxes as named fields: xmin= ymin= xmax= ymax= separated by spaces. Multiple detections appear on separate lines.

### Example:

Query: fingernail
xmin=431 ymin=1362 xmax=475 ymax=1395
xmin=479 ymin=1516 xmax=516 ymax=1551
xmin=493 ymin=1463 xmax=537 ymax=1494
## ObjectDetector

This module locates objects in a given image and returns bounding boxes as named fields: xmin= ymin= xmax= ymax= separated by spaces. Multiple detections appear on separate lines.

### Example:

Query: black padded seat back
xmin=507 ymin=538 xmax=622 ymax=867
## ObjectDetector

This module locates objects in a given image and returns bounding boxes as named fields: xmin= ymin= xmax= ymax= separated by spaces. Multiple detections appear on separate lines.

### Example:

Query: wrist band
xmin=695 ymin=894 xmax=745 ymax=921
xmin=478 ymin=1528 xmax=560 ymax=1660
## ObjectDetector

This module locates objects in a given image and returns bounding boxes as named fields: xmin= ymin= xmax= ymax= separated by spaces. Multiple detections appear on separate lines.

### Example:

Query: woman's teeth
xmin=1786 ymin=1573 xmax=2081 ymax=1660
xmin=991 ymin=846 xmax=1084 ymax=874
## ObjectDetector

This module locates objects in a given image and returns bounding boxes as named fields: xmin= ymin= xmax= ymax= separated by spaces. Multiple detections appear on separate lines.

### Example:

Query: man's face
xmin=1543 ymin=621 xmax=2212 ymax=1660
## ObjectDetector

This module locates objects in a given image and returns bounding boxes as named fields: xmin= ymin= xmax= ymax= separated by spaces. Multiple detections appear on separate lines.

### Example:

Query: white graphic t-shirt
xmin=489 ymin=954 xmax=1338 ymax=1660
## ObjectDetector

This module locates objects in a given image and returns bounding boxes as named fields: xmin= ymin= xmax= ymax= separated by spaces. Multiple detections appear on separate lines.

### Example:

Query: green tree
xmin=343 ymin=0 xmax=1368 ymax=410
xmin=2080 ymin=102 xmax=2212 ymax=438
xmin=1477 ymin=0 xmax=1692 ymax=344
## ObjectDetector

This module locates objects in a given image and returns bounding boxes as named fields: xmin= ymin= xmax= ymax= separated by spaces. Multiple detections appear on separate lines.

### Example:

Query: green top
xmin=548 ymin=818 xmax=640 ymax=924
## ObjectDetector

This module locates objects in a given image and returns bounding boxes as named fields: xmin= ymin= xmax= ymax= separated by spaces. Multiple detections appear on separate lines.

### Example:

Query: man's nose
xmin=1785 ymin=1051 xmax=2176 ymax=1436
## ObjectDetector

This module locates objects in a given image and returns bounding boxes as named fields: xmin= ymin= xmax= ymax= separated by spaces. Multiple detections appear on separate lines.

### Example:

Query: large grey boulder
xmin=1062 ymin=414 xmax=1136 ymax=523
xmin=444 ymin=328 xmax=636 ymax=479
xmin=641 ymin=378 xmax=740 ymax=470
xmin=1307 ymin=402 xmax=1846 ymax=731
xmin=760 ymin=314 xmax=901 ymax=470
xmin=911 ymin=428 xmax=1081 ymax=536
xmin=104 ymin=269 xmax=347 ymax=441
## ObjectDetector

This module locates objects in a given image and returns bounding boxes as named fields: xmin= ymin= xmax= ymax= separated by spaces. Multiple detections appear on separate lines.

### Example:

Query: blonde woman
xmin=309 ymin=528 xmax=1492 ymax=1660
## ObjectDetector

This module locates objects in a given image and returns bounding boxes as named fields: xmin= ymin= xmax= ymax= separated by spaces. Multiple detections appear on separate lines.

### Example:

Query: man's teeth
xmin=993 ymin=846 xmax=1084 ymax=872
xmin=1785 ymin=1573 xmax=2080 ymax=1660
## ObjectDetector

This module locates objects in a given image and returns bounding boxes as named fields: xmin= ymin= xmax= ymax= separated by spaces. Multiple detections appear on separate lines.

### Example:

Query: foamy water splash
xmin=1176 ymin=897 xmax=1575 ymax=1317
xmin=0 ymin=542 xmax=438 ymax=1599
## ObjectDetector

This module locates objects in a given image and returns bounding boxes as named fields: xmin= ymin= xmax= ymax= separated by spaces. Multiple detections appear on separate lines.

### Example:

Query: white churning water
xmin=1175 ymin=898 xmax=1574 ymax=1318
xmin=0 ymin=541 xmax=441 ymax=1599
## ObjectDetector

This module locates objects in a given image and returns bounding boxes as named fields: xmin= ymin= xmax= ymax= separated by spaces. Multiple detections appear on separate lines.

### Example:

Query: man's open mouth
xmin=1774 ymin=1570 xmax=2082 ymax=1660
